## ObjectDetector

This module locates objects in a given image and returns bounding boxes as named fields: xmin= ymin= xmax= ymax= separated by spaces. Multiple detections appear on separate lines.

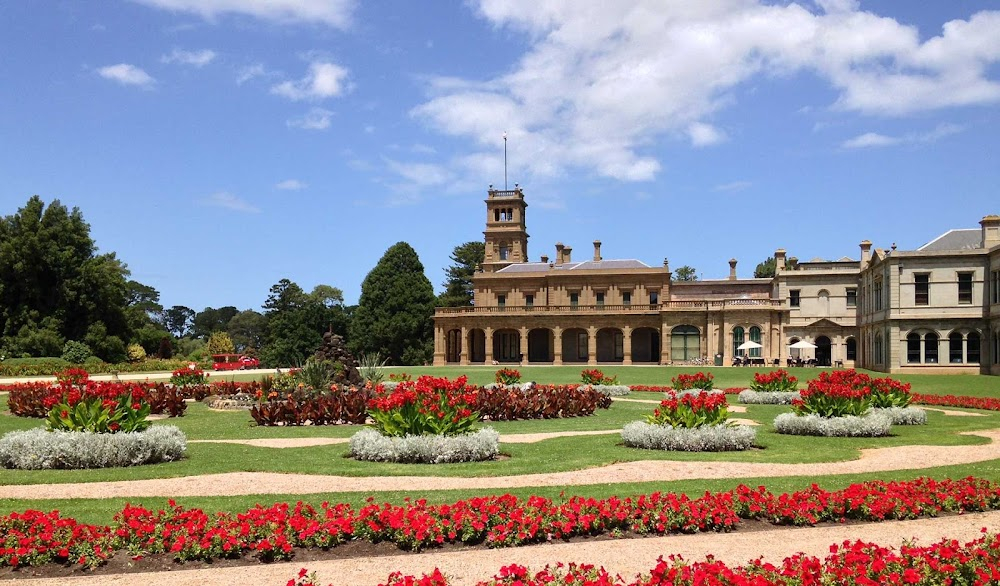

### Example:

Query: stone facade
xmin=433 ymin=188 xmax=1000 ymax=375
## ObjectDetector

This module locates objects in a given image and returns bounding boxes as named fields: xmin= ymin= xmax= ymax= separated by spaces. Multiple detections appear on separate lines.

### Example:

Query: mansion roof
xmin=496 ymin=259 xmax=651 ymax=273
xmin=917 ymin=228 xmax=982 ymax=252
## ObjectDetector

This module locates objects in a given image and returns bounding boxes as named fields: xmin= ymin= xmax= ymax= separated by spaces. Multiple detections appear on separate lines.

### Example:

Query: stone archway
xmin=816 ymin=335 xmax=832 ymax=366
xmin=467 ymin=329 xmax=486 ymax=363
xmin=562 ymin=328 xmax=589 ymax=363
xmin=597 ymin=328 xmax=624 ymax=363
xmin=631 ymin=327 xmax=660 ymax=363
xmin=445 ymin=329 xmax=461 ymax=363
xmin=527 ymin=328 xmax=553 ymax=363
xmin=493 ymin=329 xmax=521 ymax=363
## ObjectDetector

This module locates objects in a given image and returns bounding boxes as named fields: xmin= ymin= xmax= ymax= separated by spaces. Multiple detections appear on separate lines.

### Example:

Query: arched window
xmin=925 ymin=333 xmax=939 ymax=364
xmin=874 ymin=332 xmax=883 ymax=364
xmin=670 ymin=325 xmax=700 ymax=361
xmin=732 ymin=326 xmax=745 ymax=356
xmin=818 ymin=289 xmax=830 ymax=317
xmin=950 ymin=332 xmax=964 ymax=363
xmin=846 ymin=337 xmax=856 ymax=361
xmin=968 ymin=332 xmax=981 ymax=363
xmin=907 ymin=332 xmax=921 ymax=363
xmin=748 ymin=326 xmax=762 ymax=358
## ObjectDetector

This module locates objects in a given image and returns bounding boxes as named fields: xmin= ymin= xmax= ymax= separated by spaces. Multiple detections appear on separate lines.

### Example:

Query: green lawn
xmin=3 ymin=366 xmax=1000 ymax=525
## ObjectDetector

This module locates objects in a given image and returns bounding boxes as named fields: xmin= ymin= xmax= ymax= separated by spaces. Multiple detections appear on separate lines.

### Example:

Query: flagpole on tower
xmin=503 ymin=131 xmax=508 ymax=190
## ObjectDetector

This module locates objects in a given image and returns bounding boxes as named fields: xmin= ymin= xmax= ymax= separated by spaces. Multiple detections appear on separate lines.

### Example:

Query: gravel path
xmin=14 ymin=511 xmax=1000 ymax=586
xmin=5 ymin=429 xmax=1000 ymax=500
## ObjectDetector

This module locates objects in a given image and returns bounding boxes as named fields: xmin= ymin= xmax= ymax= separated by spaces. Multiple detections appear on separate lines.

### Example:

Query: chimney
xmin=593 ymin=240 xmax=602 ymax=262
xmin=540 ymin=254 xmax=549 ymax=263
xmin=663 ymin=258 xmax=670 ymax=271
xmin=981 ymin=215 xmax=1000 ymax=249
xmin=728 ymin=258 xmax=738 ymax=280
xmin=563 ymin=245 xmax=572 ymax=263
xmin=554 ymin=243 xmax=564 ymax=266
xmin=860 ymin=240 xmax=872 ymax=268
xmin=774 ymin=249 xmax=786 ymax=272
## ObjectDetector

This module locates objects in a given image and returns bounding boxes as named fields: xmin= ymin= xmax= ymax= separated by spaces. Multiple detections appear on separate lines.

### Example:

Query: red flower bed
xmin=4 ymin=477 xmax=1000 ymax=570
xmin=912 ymin=393 xmax=1000 ymax=412
xmin=647 ymin=392 xmax=729 ymax=428
xmin=750 ymin=369 xmax=797 ymax=392
xmin=5 ymin=380 xmax=185 ymax=418
xmin=361 ymin=530 xmax=1000 ymax=585
xmin=249 ymin=386 xmax=372 ymax=426
xmin=671 ymin=372 xmax=713 ymax=391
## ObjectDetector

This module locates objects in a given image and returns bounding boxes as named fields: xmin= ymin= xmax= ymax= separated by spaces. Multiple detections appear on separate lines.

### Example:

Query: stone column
xmin=459 ymin=326 xmax=469 ymax=366
xmin=553 ymin=326 xmax=563 ymax=366
xmin=484 ymin=327 xmax=494 ymax=364
xmin=520 ymin=327 xmax=529 ymax=365
xmin=622 ymin=326 xmax=632 ymax=365
xmin=661 ymin=326 xmax=670 ymax=364
xmin=433 ymin=326 xmax=445 ymax=366
xmin=587 ymin=326 xmax=598 ymax=365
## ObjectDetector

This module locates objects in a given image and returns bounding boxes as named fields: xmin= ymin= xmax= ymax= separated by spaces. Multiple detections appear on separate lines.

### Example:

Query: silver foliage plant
xmin=773 ymin=412 xmax=893 ymax=437
xmin=0 ymin=426 xmax=187 ymax=470
xmin=589 ymin=384 xmax=630 ymax=397
xmin=350 ymin=427 xmax=499 ymax=463
xmin=872 ymin=406 xmax=928 ymax=425
xmin=621 ymin=421 xmax=757 ymax=452
xmin=738 ymin=390 xmax=802 ymax=405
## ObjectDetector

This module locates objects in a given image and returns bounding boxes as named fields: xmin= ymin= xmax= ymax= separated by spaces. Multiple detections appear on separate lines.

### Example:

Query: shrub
xmin=367 ymin=376 xmax=479 ymax=437
xmin=792 ymin=382 xmax=871 ymax=418
xmin=474 ymin=385 xmax=611 ymax=420
xmin=358 ymin=352 xmax=389 ymax=384
xmin=0 ymin=426 xmax=186 ymax=469
xmin=872 ymin=406 xmax=927 ymax=425
xmin=296 ymin=357 xmax=336 ymax=391
xmin=773 ymin=412 xmax=893 ymax=437
xmin=60 ymin=341 xmax=92 ymax=364
xmin=157 ymin=336 xmax=173 ymax=359
xmin=494 ymin=367 xmax=521 ymax=385
xmin=126 ymin=343 xmax=146 ymax=363
xmin=207 ymin=331 xmax=235 ymax=355
xmin=671 ymin=372 xmax=713 ymax=391
xmin=646 ymin=391 xmax=729 ymax=428
xmin=169 ymin=365 xmax=207 ymax=386
xmin=749 ymin=369 xmax=797 ymax=392
xmin=621 ymin=421 xmax=756 ymax=451
xmin=738 ymin=389 xmax=801 ymax=405
xmin=249 ymin=387 xmax=371 ymax=426
xmin=581 ymin=368 xmax=616 ymax=385
xmin=349 ymin=427 xmax=499 ymax=463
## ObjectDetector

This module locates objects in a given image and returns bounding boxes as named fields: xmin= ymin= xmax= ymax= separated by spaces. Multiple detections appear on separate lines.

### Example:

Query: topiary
xmin=126 ymin=343 xmax=147 ymax=362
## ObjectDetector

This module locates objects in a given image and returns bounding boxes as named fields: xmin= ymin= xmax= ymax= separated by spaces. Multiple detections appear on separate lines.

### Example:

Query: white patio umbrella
xmin=789 ymin=340 xmax=817 ymax=350
xmin=736 ymin=340 xmax=762 ymax=351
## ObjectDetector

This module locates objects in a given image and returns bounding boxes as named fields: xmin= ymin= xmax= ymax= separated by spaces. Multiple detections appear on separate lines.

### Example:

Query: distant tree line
xmin=0 ymin=196 xmax=485 ymax=367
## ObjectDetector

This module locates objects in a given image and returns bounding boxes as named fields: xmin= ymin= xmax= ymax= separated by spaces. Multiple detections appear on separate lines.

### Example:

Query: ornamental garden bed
xmin=622 ymin=390 xmax=756 ymax=452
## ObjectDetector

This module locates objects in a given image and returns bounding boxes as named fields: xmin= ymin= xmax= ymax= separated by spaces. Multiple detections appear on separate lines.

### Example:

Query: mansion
xmin=432 ymin=186 xmax=1000 ymax=375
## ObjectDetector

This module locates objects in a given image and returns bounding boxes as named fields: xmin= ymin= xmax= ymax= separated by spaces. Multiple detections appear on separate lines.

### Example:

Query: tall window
xmin=874 ymin=333 xmax=883 ymax=364
xmin=570 ymin=293 xmax=579 ymax=308
xmin=914 ymin=273 xmax=929 ymax=305
xmin=907 ymin=333 xmax=921 ymax=363
xmin=499 ymin=244 xmax=510 ymax=260
xmin=596 ymin=292 xmax=605 ymax=307
xmin=969 ymin=332 xmax=981 ymax=363
xmin=732 ymin=326 xmax=745 ymax=357
xmin=994 ymin=330 xmax=1000 ymax=365
xmin=993 ymin=271 xmax=1000 ymax=304
xmin=497 ymin=294 xmax=505 ymax=309
xmin=874 ymin=279 xmax=883 ymax=310
xmin=577 ymin=332 xmax=588 ymax=359
xmin=925 ymin=333 xmax=939 ymax=363
xmin=613 ymin=331 xmax=624 ymax=360
xmin=950 ymin=332 xmax=963 ymax=363
xmin=649 ymin=291 xmax=659 ymax=305
xmin=749 ymin=326 xmax=762 ymax=358
xmin=958 ymin=272 xmax=973 ymax=304
xmin=525 ymin=294 xmax=533 ymax=308
xmin=623 ymin=291 xmax=631 ymax=306
xmin=846 ymin=337 xmax=857 ymax=361
xmin=846 ymin=288 xmax=857 ymax=308
xmin=789 ymin=290 xmax=800 ymax=307
xmin=671 ymin=325 xmax=700 ymax=361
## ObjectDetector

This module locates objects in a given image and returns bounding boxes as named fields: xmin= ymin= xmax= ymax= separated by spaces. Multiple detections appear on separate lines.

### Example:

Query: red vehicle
xmin=211 ymin=354 xmax=260 ymax=371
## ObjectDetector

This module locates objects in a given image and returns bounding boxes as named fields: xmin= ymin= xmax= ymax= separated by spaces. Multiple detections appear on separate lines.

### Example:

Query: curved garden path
xmin=5 ymin=428 xmax=1000 ymax=500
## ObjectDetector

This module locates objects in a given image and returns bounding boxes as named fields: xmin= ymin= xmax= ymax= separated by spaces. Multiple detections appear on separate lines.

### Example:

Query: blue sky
xmin=2 ymin=1 xmax=999 ymax=311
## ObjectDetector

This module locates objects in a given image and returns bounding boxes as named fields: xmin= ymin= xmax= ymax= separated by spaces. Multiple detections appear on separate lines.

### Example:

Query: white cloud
xmin=714 ymin=180 xmax=752 ymax=192
xmin=130 ymin=0 xmax=355 ymax=28
xmin=271 ymin=61 xmax=350 ymax=101
xmin=841 ymin=123 xmax=965 ymax=149
xmin=408 ymin=2 xmax=1000 ymax=184
xmin=287 ymin=107 xmax=333 ymax=130
xmin=237 ymin=63 xmax=266 ymax=85
xmin=275 ymin=179 xmax=307 ymax=190
xmin=687 ymin=123 xmax=727 ymax=147
xmin=203 ymin=191 xmax=260 ymax=213
xmin=97 ymin=63 xmax=155 ymax=87
xmin=384 ymin=159 xmax=452 ymax=187
xmin=161 ymin=48 xmax=216 ymax=67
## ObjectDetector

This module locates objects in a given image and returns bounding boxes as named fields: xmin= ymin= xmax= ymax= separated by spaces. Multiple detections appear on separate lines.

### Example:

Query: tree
xmin=350 ymin=242 xmax=435 ymax=365
xmin=163 ymin=305 xmax=196 ymax=338
xmin=207 ymin=331 xmax=235 ymax=355
xmin=672 ymin=265 xmax=698 ymax=282
xmin=0 ymin=196 xmax=134 ymax=360
xmin=227 ymin=309 xmax=268 ymax=354
xmin=192 ymin=306 xmax=239 ymax=339
xmin=437 ymin=241 xmax=485 ymax=307
xmin=754 ymin=256 xmax=798 ymax=278
xmin=260 ymin=279 xmax=333 ymax=367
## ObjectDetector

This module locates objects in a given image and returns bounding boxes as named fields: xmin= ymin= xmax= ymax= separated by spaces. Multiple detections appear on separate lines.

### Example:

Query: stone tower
xmin=482 ymin=184 xmax=529 ymax=272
